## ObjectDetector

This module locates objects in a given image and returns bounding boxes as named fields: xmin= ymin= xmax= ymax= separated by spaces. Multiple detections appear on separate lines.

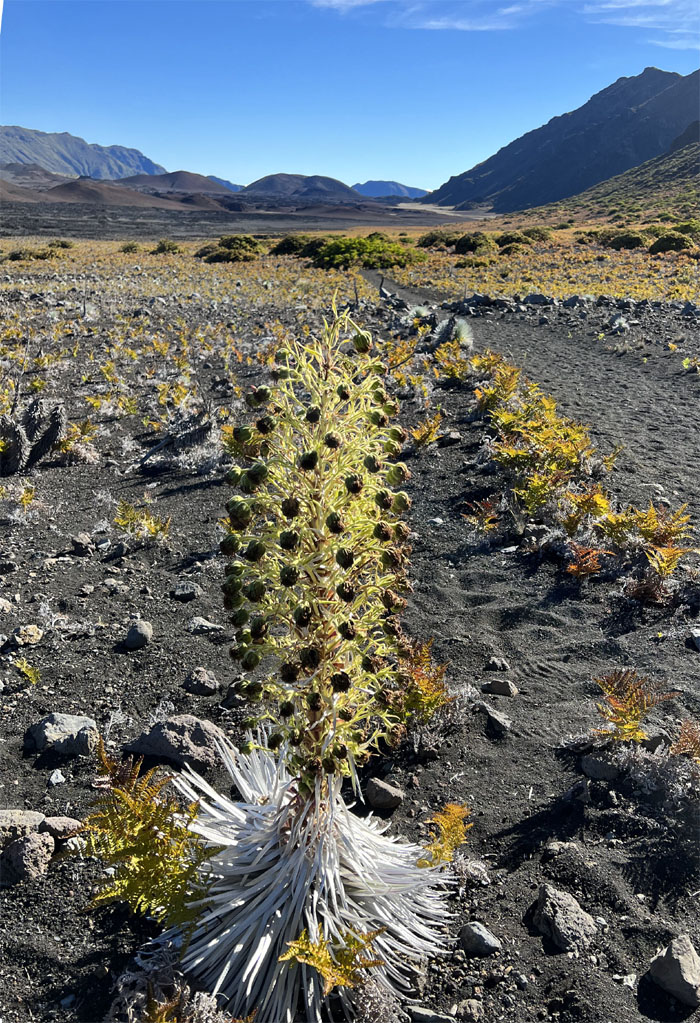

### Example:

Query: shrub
xmin=499 ymin=242 xmax=527 ymax=256
xmin=522 ymin=226 xmax=552 ymax=242
xmin=311 ymin=236 xmax=417 ymax=270
xmin=269 ymin=233 xmax=313 ymax=256
xmin=495 ymin=231 xmax=533 ymax=248
xmin=151 ymin=239 xmax=180 ymax=255
xmin=454 ymin=231 xmax=495 ymax=255
xmin=416 ymin=229 xmax=462 ymax=249
xmin=120 ymin=241 xmax=139 ymax=254
xmin=673 ymin=218 xmax=700 ymax=239
xmin=648 ymin=232 xmax=694 ymax=254
xmin=607 ymin=232 xmax=647 ymax=250
xmin=196 ymin=234 xmax=263 ymax=263
xmin=48 ymin=238 xmax=74 ymax=249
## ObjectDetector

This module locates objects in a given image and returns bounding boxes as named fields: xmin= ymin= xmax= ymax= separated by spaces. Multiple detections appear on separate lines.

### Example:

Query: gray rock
xmin=689 ymin=627 xmax=700 ymax=652
xmin=40 ymin=816 xmax=81 ymax=841
xmin=10 ymin=623 xmax=43 ymax=647
xmin=71 ymin=533 xmax=94 ymax=556
xmin=48 ymin=769 xmax=66 ymax=786
xmin=649 ymin=934 xmax=700 ymax=1007
xmin=25 ymin=712 xmax=98 ymax=756
xmin=183 ymin=666 xmax=220 ymax=695
xmin=188 ymin=616 xmax=223 ymax=635
xmin=473 ymin=701 xmax=511 ymax=737
xmin=0 ymin=832 xmax=54 ymax=885
xmin=0 ymin=809 xmax=45 ymax=847
xmin=486 ymin=656 xmax=510 ymax=672
xmin=409 ymin=1009 xmax=456 ymax=1023
xmin=533 ymin=884 xmax=597 ymax=952
xmin=481 ymin=679 xmax=518 ymax=697
xmin=124 ymin=714 xmax=227 ymax=771
xmin=170 ymin=580 xmax=203 ymax=602
xmin=580 ymin=754 xmax=620 ymax=782
xmin=438 ymin=431 xmax=462 ymax=448
xmin=366 ymin=777 xmax=405 ymax=810
xmin=459 ymin=921 xmax=502 ymax=957
xmin=523 ymin=293 xmax=552 ymax=306
xmin=125 ymin=620 xmax=153 ymax=650
xmin=455 ymin=1000 xmax=483 ymax=1021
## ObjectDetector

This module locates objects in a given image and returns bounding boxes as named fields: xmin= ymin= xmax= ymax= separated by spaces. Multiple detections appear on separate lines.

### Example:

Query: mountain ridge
xmin=0 ymin=126 xmax=166 ymax=179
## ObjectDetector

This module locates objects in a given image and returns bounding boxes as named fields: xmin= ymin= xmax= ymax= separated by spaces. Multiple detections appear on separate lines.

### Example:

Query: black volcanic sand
xmin=0 ymin=200 xmax=471 ymax=240
xmin=0 ymin=276 xmax=698 ymax=1023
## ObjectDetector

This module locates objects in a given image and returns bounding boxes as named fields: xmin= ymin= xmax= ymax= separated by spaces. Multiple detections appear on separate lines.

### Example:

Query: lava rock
xmin=0 ymin=832 xmax=54 ymax=885
xmin=25 ymin=712 xmax=98 ymax=756
xmin=409 ymin=1009 xmax=456 ymax=1023
xmin=580 ymin=754 xmax=620 ymax=781
xmin=649 ymin=935 xmax=700 ymax=1007
xmin=71 ymin=533 xmax=94 ymax=557
xmin=473 ymin=701 xmax=512 ymax=737
xmin=689 ymin=627 xmax=700 ymax=652
xmin=366 ymin=777 xmax=405 ymax=810
xmin=438 ymin=431 xmax=462 ymax=448
xmin=481 ymin=679 xmax=518 ymax=697
xmin=455 ymin=1000 xmax=483 ymax=1021
xmin=459 ymin=921 xmax=502 ymax=957
xmin=10 ymin=624 xmax=43 ymax=647
xmin=533 ymin=884 xmax=597 ymax=952
xmin=124 ymin=714 xmax=227 ymax=771
xmin=170 ymin=580 xmax=203 ymax=603
xmin=125 ymin=620 xmax=153 ymax=650
xmin=0 ymin=810 xmax=45 ymax=847
xmin=40 ymin=816 xmax=81 ymax=841
xmin=183 ymin=666 xmax=220 ymax=695
xmin=486 ymin=656 xmax=510 ymax=672
xmin=188 ymin=616 xmax=223 ymax=635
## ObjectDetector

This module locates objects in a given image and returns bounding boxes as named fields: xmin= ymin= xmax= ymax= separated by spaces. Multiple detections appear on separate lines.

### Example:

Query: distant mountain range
xmin=0 ymin=126 xmax=166 ymax=179
xmin=426 ymin=66 xmax=699 ymax=212
xmin=238 ymin=173 xmax=360 ymax=201
xmin=353 ymin=180 xmax=427 ymax=198
xmin=207 ymin=175 xmax=243 ymax=192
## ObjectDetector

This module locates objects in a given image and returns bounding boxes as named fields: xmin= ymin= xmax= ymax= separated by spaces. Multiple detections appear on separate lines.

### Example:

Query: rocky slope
xmin=0 ymin=127 xmax=166 ymax=179
xmin=427 ymin=67 xmax=699 ymax=212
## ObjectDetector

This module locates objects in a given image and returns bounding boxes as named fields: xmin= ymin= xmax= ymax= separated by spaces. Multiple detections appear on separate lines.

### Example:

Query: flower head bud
xmin=244 ymin=539 xmax=266 ymax=562
xmin=381 ymin=589 xmax=405 ymax=612
xmin=352 ymin=331 xmax=371 ymax=354
xmin=336 ymin=581 xmax=356 ymax=603
xmin=323 ymin=432 xmax=341 ymax=450
xmin=246 ymin=681 xmax=264 ymax=701
xmin=298 ymin=450 xmax=319 ymax=471
xmin=255 ymin=414 xmax=276 ymax=435
xmin=252 ymin=385 xmax=271 ymax=406
xmin=300 ymin=645 xmax=321 ymax=670
xmin=368 ymin=409 xmax=388 ymax=427
xmin=392 ymin=491 xmax=411 ymax=513
xmin=322 ymin=756 xmax=337 ymax=774
xmin=233 ymin=425 xmax=254 ymax=444
xmin=280 ymin=701 xmax=295 ymax=718
xmin=335 ymin=547 xmax=355 ymax=569
xmin=363 ymin=454 xmax=382 ymax=473
xmin=280 ymin=565 xmax=299 ymax=587
xmin=336 ymin=384 xmax=351 ymax=401
xmin=344 ymin=473 xmax=363 ymax=495
xmin=338 ymin=707 xmax=354 ymax=722
xmin=241 ymin=649 xmax=261 ymax=670
xmin=227 ymin=497 xmax=253 ymax=529
xmin=373 ymin=521 xmax=392 ymax=542
xmin=388 ymin=426 xmax=408 ymax=443
xmin=383 ymin=439 xmax=402 ymax=457
xmin=331 ymin=671 xmax=351 ymax=693
xmin=382 ymin=616 xmax=402 ymax=637
xmin=338 ymin=620 xmax=357 ymax=640
xmin=362 ymin=654 xmax=382 ymax=673
xmin=220 ymin=533 xmax=241 ymax=557
xmin=225 ymin=467 xmax=242 ymax=486
xmin=386 ymin=463 xmax=410 ymax=487
xmin=306 ymin=691 xmax=323 ymax=712
xmin=383 ymin=400 xmax=399 ymax=417
xmin=279 ymin=529 xmax=300 ymax=551
xmin=374 ymin=489 xmax=394 ymax=511
xmin=249 ymin=616 xmax=268 ymax=641
xmin=243 ymin=579 xmax=266 ymax=602
xmin=293 ymin=605 xmax=312 ymax=629
xmin=381 ymin=546 xmax=403 ymax=570
xmin=275 ymin=347 xmax=291 ymax=364
xmin=326 ymin=511 xmax=344 ymax=534
xmin=305 ymin=405 xmax=321 ymax=424
xmin=268 ymin=732 xmax=283 ymax=750
xmin=280 ymin=661 xmax=300 ymax=683
xmin=223 ymin=593 xmax=244 ymax=611
xmin=281 ymin=497 xmax=300 ymax=518
xmin=394 ymin=522 xmax=411 ymax=542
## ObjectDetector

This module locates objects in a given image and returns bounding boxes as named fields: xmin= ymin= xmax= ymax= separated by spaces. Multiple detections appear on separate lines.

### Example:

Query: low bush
xmin=521 ymin=226 xmax=552 ymax=242
xmin=196 ymin=234 xmax=263 ymax=263
xmin=269 ymin=234 xmax=313 ymax=256
xmin=416 ymin=229 xmax=463 ymax=249
xmin=495 ymin=231 xmax=533 ymax=248
xmin=607 ymin=232 xmax=647 ymax=250
xmin=119 ymin=241 xmax=139 ymax=254
xmin=151 ymin=239 xmax=180 ymax=255
xmin=311 ymin=236 xmax=418 ymax=270
xmin=454 ymin=231 xmax=495 ymax=255
xmin=648 ymin=232 xmax=694 ymax=254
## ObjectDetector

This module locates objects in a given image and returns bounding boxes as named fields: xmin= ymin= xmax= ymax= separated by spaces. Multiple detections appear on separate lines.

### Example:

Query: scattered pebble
xmin=481 ymin=679 xmax=518 ymax=697
xmin=48 ymin=769 xmax=66 ymax=786
xmin=170 ymin=579 xmax=203 ymax=602
xmin=188 ymin=616 xmax=223 ymax=634
xmin=459 ymin=921 xmax=502 ymax=957
xmin=183 ymin=666 xmax=220 ymax=695
xmin=486 ymin=656 xmax=510 ymax=672
xmin=0 ymin=832 xmax=54 ymax=885
xmin=124 ymin=619 xmax=153 ymax=650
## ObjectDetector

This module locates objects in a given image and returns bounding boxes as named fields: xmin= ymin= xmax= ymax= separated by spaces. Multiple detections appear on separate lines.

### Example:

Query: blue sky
xmin=1 ymin=0 xmax=698 ymax=190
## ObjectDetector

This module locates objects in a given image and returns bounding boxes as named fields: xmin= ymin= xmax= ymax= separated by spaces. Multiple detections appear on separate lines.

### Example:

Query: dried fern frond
xmin=670 ymin=720 xmax=700 ymax=763
xmin=418 ymin=803 xmax=472 ymax=868
xmin=566 ymin=543 xmax=613 ymax=579
xmin=398 ymin=638 xmax=452 ymax=724
xmin=594 ymin=669 xmax=678 ymax=743
xmin=644 ymin=545 xmax=691 ymax=578
xmin=410 ymin=410 xmax=443 ymax=447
